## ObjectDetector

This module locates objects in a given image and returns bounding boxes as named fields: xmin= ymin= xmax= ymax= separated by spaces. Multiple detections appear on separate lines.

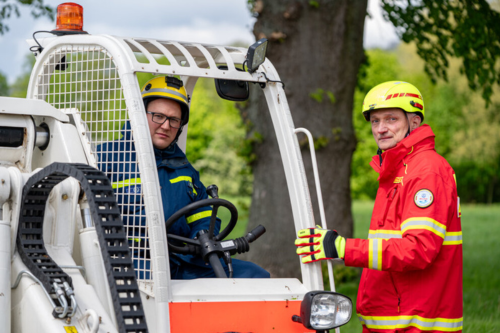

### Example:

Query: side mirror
xmin=214 ymin=66 xmax=249 ymax=102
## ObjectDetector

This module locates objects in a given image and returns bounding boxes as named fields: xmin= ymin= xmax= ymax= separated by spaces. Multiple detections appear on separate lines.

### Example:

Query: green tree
xmin=0 ymin=0 xmax=54 ymax=35
xmin=243 ymin=0 xmax=367 ymax=278
xmin=0 ymin=70 xmax=8 ymax=96
xmin=353 ymin=43 xmax=500 ymax=204
xmin=9 ymin=54 xmax=35 ymax=98
xmin=187 ymin=78 xmax=253 ymax=197
xmin=381 ymin=0 xmax=500 ymax=105
xmin=243 ymin=1 xmax=500 ymax=277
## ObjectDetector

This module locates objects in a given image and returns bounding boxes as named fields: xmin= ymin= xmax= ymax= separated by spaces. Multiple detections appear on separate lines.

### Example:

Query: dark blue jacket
xmin=96 ymin=123 xmax=218 ymax=271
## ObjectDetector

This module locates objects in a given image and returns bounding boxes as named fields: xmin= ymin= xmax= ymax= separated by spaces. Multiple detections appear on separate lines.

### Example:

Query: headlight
xmin=295 ymin=291 xmax=352 ymax=330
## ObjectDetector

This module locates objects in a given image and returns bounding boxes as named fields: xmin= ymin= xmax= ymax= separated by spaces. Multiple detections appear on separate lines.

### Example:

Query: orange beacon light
xmin=52 ymin=2 xmax=88 ymax=35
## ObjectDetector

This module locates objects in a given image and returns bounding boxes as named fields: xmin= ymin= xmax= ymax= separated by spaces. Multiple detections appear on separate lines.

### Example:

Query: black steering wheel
xmin=165 ymin=197 xmax=239 ymax=278
xmin=165 ymin=198 xmax=238 ymax=249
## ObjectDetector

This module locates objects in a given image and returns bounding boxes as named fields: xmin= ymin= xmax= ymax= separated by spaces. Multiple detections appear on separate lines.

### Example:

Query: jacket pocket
xmin=379 ymin=185 xmax=398 ymax=226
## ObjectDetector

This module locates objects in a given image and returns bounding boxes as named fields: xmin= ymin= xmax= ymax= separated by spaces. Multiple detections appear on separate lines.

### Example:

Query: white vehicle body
xmin=0 ymin=28 xmax=350 ymax=333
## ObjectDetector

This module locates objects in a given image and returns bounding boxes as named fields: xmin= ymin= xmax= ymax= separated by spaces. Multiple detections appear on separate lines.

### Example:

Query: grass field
xmin=221 ymin=199 xmax=500 ymax=333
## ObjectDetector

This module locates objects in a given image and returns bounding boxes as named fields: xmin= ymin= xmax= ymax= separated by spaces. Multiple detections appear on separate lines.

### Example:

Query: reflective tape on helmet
xmin=400 ymin=217 xmax=446 ymax=239
xmin=142 ymin=88 xmax=189 ymax=104
xmin=368 ymin=239 xmax=383 ymax=270
xmin=358 ymin=314 xmax=463 ymax=331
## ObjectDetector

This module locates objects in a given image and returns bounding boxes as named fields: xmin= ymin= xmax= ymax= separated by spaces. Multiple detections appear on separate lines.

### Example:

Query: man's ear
xmin=411 ymin=113 xmax=422 ymax=130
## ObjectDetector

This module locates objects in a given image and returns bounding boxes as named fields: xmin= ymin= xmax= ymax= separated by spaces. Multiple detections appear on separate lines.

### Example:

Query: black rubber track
xmin=17 ymin=162 xmax=148 ymax=333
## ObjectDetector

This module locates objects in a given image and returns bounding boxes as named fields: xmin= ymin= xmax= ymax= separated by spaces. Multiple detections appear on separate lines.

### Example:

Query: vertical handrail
xmin=293 ymin=127 xmax=334 ymax=284
xmin=294 ymin=127 xmax=339 ymax=333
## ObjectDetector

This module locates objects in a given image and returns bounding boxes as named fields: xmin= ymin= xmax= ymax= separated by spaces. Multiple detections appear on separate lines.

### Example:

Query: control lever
xmin=206 ymin=184 xmax=219 ymax=198
xmin=245 ymin=225 xmax=266 ymax=243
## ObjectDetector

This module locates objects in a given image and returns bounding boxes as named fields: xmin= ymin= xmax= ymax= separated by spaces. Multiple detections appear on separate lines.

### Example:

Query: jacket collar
xmin=370 ymin=124 xmax=436 ymax=180
xmin=154 ymin=143 xmax=189 ymax=169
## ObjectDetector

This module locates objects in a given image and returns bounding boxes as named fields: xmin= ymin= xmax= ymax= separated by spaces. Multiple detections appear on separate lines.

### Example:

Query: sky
xmin=0 ymin=0 xmax=399 ymax=84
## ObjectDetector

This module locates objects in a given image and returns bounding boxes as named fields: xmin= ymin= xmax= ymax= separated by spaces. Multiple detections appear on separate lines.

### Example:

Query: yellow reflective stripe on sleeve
xmin=186 ymin=210 xmax=212 ymax=224
xmin=368 ymin=239 xmax=383 ymax=270
xmin=112 ymin=178 xmax=141 ymax=189
xmin=358 ymin=314 xmax=463 ymax=331
xmin=443 ymin=231 xmax=462 ymax=245
xmin=400 ymin=217 xmax=446 ymax=239
xmin=170 ymin=176 xmax=198 ymax=195
xmin=368 ymin=229 xmax=402 ymax=239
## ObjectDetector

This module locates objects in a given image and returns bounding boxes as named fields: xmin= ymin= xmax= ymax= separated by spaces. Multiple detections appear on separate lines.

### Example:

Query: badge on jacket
xmin=414 ymin=189 xmax=433 ymax=208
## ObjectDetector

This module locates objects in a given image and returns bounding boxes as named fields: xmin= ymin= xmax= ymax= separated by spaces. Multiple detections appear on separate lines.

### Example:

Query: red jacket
xmin=345 ymin=125 xmax=463 ymax=332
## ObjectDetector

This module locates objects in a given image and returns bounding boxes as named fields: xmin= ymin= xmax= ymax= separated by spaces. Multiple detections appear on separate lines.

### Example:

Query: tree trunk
xmin=241 ymin=0 xmax=367 ymax=279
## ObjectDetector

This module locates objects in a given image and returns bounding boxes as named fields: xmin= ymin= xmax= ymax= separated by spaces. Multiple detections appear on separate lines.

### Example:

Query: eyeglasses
xmin=146 ymin=111 xmax=182 ymax=129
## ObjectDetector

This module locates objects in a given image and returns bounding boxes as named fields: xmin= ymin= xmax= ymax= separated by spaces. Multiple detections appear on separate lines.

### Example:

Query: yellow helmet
xmin=141 ymin=76 xmax=190 ymax=125
xmin=362 ymin=81 xmax=424 ymax=122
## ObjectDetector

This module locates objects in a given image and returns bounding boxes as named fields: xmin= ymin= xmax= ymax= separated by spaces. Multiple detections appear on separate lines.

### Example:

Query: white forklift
xmin=0 ymin=3 xmax=352 ymax=333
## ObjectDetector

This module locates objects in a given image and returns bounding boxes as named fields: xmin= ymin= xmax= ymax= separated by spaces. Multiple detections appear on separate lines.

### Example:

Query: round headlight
xmin=310 ymin=293 xmax=352 ymax=329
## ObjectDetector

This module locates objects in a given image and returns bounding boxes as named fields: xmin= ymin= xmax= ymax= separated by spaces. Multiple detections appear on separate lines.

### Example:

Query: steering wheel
xmin=165 ymin=198 xmax=239 ymax=278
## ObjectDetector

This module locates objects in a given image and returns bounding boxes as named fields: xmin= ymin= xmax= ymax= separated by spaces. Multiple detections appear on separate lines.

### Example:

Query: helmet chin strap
xmin=405 ymin=112 xmax=412 ymax=137
xmin=167 ymin=126 xmax=184 ymax=149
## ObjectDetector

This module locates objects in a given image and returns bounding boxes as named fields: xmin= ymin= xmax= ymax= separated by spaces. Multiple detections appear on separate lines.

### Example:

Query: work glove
xmin=295 ymin=226 xmax=346 ymax=263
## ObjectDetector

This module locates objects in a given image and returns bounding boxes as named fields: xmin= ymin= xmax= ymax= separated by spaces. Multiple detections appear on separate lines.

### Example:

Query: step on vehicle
xmin=0 ymin=3 xmax=352 ymax=333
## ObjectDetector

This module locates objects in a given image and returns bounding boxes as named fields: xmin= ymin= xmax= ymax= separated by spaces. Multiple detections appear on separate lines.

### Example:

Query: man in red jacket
xmin=295 ymin=81 xmax=463 ymax=332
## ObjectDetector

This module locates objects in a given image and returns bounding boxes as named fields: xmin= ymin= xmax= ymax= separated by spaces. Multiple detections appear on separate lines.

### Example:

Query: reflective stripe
xmin=368 ymin=229 xmax=402 ymax=239
xmin=112 ymin=178 xmax=141 ymax=189
xmin=443 ymin=231 xmax=462 ymax=245
xmin=186 ymin=210 xmax=212 ymax=224
xmin=170 ymin=176 xmax=197 ymax=195
xmin=358 ymin=314 xmax=463 ymax=331
xmin=128 ymin=237 xmax=141 ymax=242
xmin=170 ymin=176 xmax=193 ymax=184
xmin=142 ymin=88 xmax=188 ymax=103
xmin=368 ymin=239 xmax=383 ymax=270
xmin=401 ymin=217 xmax=446 ymax=239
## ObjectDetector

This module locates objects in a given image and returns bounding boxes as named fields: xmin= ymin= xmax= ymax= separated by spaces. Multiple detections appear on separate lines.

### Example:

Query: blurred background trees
xmin=1 ymin=40 xmax=499 ymax=204
xmin=0 ymin=0 xmax=498 ymax=276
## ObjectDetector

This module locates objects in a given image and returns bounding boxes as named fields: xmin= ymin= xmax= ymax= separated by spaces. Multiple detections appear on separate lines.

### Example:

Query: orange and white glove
xmin=295 ymin=226 xmax=346 ymax=263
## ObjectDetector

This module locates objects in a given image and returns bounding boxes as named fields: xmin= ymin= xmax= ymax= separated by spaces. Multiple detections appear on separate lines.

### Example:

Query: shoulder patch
xmin=414 ymin=189 xmax=434 ymax=208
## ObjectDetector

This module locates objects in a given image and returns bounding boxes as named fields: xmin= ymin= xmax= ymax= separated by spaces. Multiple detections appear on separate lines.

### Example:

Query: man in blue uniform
xmin=98 ymin=76 xmax=269 ymax=279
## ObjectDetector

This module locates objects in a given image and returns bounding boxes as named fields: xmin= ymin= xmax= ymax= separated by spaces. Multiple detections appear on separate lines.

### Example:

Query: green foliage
xmin=351 ymin=49 xmax=400 ymax=200
xmin=313 ymin=135 xmax=329 ymax=150
xmin=331 ymin=127 xmax=342 ymax=142
xmin=238 ymin=130 xmax=263 ymax=166
xmin=322 ymin=263 xmax=361 ymax=290
xmin=187 ymin=78 xmax=253 ymax=197
xmin=0 ymin=71 xmax=8 ymax=96
xmin=309 ymin=88 xmax=324 ymax=103
xmin=0 ymin=0 xmax=54 ymax=35
xmin=381 ymin=0 xmax=500 ymax=106
xmin=308 ymin=0 xmax=319 ymax=9
xmin=9 ymin=54 xmax=35 ymax=98
xmin=352 ymin=45 xmax=500 ymax=203
xmin=309 ymin=88 xmax=336 ymax=104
